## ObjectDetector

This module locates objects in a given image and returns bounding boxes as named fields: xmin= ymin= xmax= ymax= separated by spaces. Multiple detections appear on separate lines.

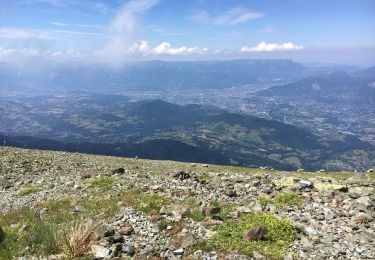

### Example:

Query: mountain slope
xmin=257 ymin=71 xmax=375 ymax=102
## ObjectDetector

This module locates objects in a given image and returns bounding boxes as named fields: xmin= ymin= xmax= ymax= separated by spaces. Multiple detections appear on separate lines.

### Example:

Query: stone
xmin=109 ymin=233 xmax=124 ymax=244
xmin=356 ymin=196 xmax=371 ymax=206
xmin=236 ymin=206 xmax=252 ymax=213
xmin=92 ymin=245 xmax=111 ymax=258
xmin=304 ymin=226 xmax=318 ymax=236
xmin=349 ymin=193 xmax=360 ymax=199
xmin=93 ymin=226 xmax=115 ymax=240
xmin=112 ymin=168 xmax=125 ymax=174
xmin=225 ymin=189 xmax=237 ymax=197
xmin=243 ymin=227 xmax=268 ymax=241
xmin=297 ymin=180 xmax=314 ymax=189
xmin=337 ymin=186 xmax=349 ymax=192
xmin=203 ymin=203 xmax=221 ymax=216
xmin=119 ymin=224 xmax=134 ymax=236
xmin=353 ymin=213 xmax=372 ymax=223
xmin=122 ymin=244 xmax=135 ymax=256
xmin=3 ymin=181 xmax=13 ymax=189
xmin=173 ymin=171 xmax=190 ymax=180
xmin=173 ymin=248 xmax=184 ymax=255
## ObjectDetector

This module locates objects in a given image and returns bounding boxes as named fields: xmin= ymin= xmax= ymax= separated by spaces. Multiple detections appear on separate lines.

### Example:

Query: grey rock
xmin=226 ymin=189 xmax=237 ymax=197
xmin=304 ymin=226 xmax=318 ymax=236
xmin=297 ymin=180 xmax=314 ymax=189
xmin=92 ymin=245 xmax=111 ymax=258
xmin=123 ymin=244 xmax=135 ymax=256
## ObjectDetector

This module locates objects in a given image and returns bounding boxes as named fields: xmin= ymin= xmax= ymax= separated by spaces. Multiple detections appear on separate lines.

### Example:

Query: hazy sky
xmin=0 ymin=0 xmax=374 ymax=65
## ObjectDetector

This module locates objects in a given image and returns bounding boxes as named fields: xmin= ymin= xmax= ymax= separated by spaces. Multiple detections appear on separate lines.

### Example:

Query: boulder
xmin=297 ymin=180 xmax=314 ymax=189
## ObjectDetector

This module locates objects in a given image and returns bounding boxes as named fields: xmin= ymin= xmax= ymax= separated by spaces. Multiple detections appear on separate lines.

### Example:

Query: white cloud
xmin=128 ymin=41 xmax=209 ymax=56
xmin=241 ymin=41 xmax=303 ymax=52
xmin=0 ymin=47 xmax=81 ymax=61
xmin=99 ymin=0 xmax=159 ymax=65
xmin=0 ymin=26 xmax=99 ymax=40
xmin=191 ymin=7 xmax=263 ymax=26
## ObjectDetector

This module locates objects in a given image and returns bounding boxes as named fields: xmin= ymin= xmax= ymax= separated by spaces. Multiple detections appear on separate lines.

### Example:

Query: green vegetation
xmin=120 ymin=190 xmax=170 ymax=215
xmin=17 ymin=186 xmax=42 ymax=197
xmin=0 ymin=188 xmax=171 ymax=259
xmin=258 ymin=192 xmax=303 ymax=208
xmin=211 ymin=213 xmax=296 ymax=259
xmin=187 ymin=208 xmax=205 ymax=222
xmin=157 ymin=219 xmax=168 ymax=231
xmin=90 ymin=177 xmax=115 ymax=191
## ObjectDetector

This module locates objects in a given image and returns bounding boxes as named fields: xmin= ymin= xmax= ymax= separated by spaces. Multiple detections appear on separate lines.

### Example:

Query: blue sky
xmin=0 ymin=0 xmax=374 ymax=65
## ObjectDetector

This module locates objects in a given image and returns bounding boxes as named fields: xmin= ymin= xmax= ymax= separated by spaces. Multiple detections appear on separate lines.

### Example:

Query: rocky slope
xmin=0 ymin=147 xmax=374 ymax=259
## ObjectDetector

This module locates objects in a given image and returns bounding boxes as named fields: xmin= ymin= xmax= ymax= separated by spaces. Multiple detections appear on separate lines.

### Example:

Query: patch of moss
xmin=17 ymin=187 xmax=42 ymax=197
xmin=211 ymin=213 xmax=295 ymax=259
xmin=273 ymin=192 xmax=303 ymax=206
xmin=258 ymin=192 xmax=303 ymax=208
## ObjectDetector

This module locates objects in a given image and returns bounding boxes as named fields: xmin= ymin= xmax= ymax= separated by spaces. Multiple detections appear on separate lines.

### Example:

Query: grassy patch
xmin=90 ymin=177 xmax=115 ymax=191
xmin=258 ymin=192 xmax=303 ymax=208
xmin=273 ymin=192 xmax=303 ymax=206
xmin=17 ymin=187 xmax=42 ymax=197
xmin=120 ymin=190 xmax=171 ymax=215
xmin=0 ymin=195 xmax=123 ymax=259
xmin=211 ymin=213 xmax=295 ymax=259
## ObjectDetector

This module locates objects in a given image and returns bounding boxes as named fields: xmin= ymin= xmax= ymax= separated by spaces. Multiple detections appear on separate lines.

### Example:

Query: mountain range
xmin=0 ymin=60 xmax=369 ymax=92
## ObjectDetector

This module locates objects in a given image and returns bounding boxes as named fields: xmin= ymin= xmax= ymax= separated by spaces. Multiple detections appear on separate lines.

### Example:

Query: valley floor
xmin=0 ymin=147 xmax=374 ymax=259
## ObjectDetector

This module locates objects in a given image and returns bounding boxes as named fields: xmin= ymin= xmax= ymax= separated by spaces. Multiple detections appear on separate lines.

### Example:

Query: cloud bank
xmin=99 ymin=0 xmax=159 ymax=65
xmin=241 ymin=41 xmax=303 ymax=52
xmin=129 ymin=41 xmax=208 ymax=56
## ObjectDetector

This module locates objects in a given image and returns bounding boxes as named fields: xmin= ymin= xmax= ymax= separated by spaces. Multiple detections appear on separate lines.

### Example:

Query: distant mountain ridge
xmin=0 ymin=59 xmax=335 ymax=92
xmin=1 ymin=99 xmax=373 ymax=171
xmin=257 ymin=71 xmax=375 ymax=102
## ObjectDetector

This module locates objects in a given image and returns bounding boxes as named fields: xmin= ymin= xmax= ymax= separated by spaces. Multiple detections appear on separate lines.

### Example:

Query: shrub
xmin=158 ymin=219 xmax=168 ymax=231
